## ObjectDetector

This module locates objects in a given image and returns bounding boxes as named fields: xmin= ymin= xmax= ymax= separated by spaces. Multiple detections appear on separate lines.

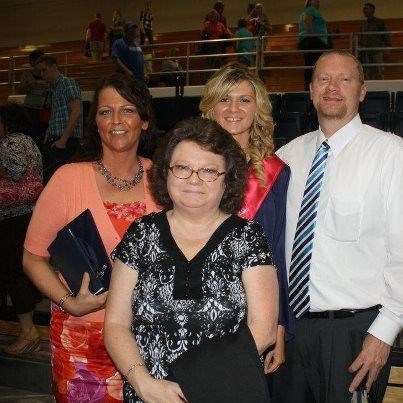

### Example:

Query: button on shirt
xmin=49 ymin=75 xmax=83 ymax=139
xmin=277 ymin=114 xmax=403 ymax=345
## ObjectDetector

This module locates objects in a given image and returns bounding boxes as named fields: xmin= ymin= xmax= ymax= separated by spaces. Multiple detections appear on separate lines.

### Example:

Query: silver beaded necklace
xmin=96 ymin=157 xmax=144 ymax=191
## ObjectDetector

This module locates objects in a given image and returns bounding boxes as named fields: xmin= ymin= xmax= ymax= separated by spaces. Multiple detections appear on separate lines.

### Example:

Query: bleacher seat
xmin=281 ymin=92 xmax=315 ymax=133
xmin=394 ymin=91 xmax=403 ymax=113
xmin=392 ymin=91 xmax=403 ymax=137
xmin=152 ymin=96 xmax=201 ymax=132
xmin=273 ymin=112 xmax=302 ymax=149
xmin=176 ymin=96 xmax=201 ymax=121
xmin=152 ymin=97 xmax=178 ymax=132
xmin=269 ymin=93 xmax=282 ymax=119
xmin=359 ymin=91 xmax=391 ymax=131
xmin=362 ymin=112 xmax=388 ymax=131
xmin=393 ymin=113 xmax=403 ymax=137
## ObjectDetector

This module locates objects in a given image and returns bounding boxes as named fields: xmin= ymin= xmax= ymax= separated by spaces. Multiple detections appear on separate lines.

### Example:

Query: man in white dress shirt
xmin=273 ymin=50 xmax=403 ymax=402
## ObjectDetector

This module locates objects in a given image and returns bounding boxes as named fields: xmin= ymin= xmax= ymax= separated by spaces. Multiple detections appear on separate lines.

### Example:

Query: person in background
xmin=139 ymin=1 xmax=154 ymax=46
xmin=247 ymin=3 xmax=256 ymax=15
xmin=23 ymin=74 xmax=159 ymax=402
xmin=247 ymin=2 xmax=271 ymax=37
xmin=235 ymin=18 xmax=255 ymax=66
xmin=298 ymin=0 xmax=328 ymax=90
xmin=105 ymin=117 xmax=279 ymax=402
xmin=19 ymin=49 xmax=50 ymax=146
xmin=109 ymin=10 xmax=125 ymax=56
xmin=212 ymin=1 xmax=233 ymax=34
xmin=202 ymin=9 xmax=232 ymax=72
xmin=273 ymin=50 xmax=403 ymax=403
xmin=200 ymin=63 xmax=294 ymax=384
xmin=0 ymin=103 xmax=43 ymax=355
xmin=35 ymin=55 xmax=83 ymax=184
xmin=359 ymin=2 xmax=390 ymax=80
xmin=160 ymin=47 xmax=183 ymax=86
xmin=86 ymin=13 xmax=107 ymax=63
xmin=112 ymin=21 xmax=146 ymax=82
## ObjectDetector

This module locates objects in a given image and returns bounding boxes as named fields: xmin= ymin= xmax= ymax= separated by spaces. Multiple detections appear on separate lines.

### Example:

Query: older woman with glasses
xmin=105 ymin=117 xmax=279 ymax=402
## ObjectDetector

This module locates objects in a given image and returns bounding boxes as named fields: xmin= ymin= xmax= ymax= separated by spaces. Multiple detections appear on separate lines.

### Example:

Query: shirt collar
xmin=316 ymin=114 xmax=363 ymax=157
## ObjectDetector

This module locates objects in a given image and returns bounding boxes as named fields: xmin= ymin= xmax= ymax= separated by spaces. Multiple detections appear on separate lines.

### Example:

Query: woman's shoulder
xmin=261 ymin=155 xmax=290 ymax=193
xmin=2 ymin=132 xmax=27 ymax=143
xmin=136 ymin=210 xmax=163 ymax=224
xmin=2 ymin=133 xmax=38 ymax=151
xmin=50 ymin=162 xmax=94 ymax=183
xmin=54 ymin=161 xmax=93 ymax=174
xmin=124 ymin=211 xmax=165 ymax=237
xmin=229 ymin=214 xmax=265 ymax=235
xmin=261 ymin=154 xmax=290 ymax=176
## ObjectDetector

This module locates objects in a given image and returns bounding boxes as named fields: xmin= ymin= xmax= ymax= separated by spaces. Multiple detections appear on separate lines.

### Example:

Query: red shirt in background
xmin=203 ymin=20 xmax=226 ymax=40
xmin=88 ymin=18 xmax=107 ymax=42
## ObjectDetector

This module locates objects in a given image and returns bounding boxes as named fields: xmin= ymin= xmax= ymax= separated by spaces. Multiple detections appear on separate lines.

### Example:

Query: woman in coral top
xmin=23 ymin=74 xmax=158 ymax=402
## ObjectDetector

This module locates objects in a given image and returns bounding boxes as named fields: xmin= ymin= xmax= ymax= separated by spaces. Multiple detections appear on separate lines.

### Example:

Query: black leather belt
xmin=301 ymin=305 xmax=381 ymax=320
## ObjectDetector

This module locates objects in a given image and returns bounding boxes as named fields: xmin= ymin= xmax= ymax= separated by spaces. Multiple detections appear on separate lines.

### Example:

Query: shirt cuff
xmin=367 ymin=308 xmax=401 ymax=346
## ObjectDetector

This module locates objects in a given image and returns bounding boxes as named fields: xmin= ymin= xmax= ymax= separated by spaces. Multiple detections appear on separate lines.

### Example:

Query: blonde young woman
xmin=200 ymin=63 xmax=294 ymax=376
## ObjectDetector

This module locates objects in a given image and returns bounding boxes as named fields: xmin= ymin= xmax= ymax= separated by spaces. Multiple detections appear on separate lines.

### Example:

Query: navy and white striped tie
xmin=289 ymin=140 xmax=330 ymax=318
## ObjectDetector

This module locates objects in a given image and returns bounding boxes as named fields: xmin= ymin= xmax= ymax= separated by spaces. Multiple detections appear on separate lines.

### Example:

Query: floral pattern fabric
xmin=0 ymin=133 xmax=42 ymax=220
xmin=104 ymin=201 xmax=146 ymax=239
xmin=50 ymin=306 xmax=123 ymax=402
xmin=112 ymin=211 xmax=273 ymax=402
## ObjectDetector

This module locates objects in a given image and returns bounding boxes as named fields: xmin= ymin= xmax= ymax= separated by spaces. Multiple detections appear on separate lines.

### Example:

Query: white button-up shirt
xmin=277 ymin=114 xmax=403 ymax=345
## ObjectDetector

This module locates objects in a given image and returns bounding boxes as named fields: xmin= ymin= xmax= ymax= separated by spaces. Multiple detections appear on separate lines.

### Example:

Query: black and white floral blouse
xmin=0 ymin=133 xmax=42 ymax=220
xmin=113 ymin=211 xmax=274 ymax=402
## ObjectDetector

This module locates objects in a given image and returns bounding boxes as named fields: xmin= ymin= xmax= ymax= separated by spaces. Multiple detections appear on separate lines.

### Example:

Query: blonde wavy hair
xmin=200 ymin=63 xmax=275 ymax=187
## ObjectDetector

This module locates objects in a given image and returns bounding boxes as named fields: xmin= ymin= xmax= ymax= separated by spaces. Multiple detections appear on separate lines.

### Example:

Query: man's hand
xmin=348 ymin=334 xmax=391 ymax=393
xmin=51 ymin=138 xmax=67 ymax=149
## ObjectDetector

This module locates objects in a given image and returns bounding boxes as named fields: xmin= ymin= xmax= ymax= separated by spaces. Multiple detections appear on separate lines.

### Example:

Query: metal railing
xmin=0 ymin=51 xmax=70 ymax=94
xmin=354 ymin=30 xmax=403 ymax=69
xmin=2 ymin=30 xmax=403 ymax=95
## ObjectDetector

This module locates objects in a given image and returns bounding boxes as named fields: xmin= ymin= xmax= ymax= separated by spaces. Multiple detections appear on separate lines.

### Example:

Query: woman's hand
xmin=65 ymin=272 xmax=108 ymax=316
xmin=264 ymin=325 xmax=285 ymax=374
xmin=133 ymin=370 xmax=188 ymax=403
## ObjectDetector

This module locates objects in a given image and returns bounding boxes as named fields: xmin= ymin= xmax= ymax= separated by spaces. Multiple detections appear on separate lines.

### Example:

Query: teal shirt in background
xmin=235 ymin=27 xmax=254 ymax=64
xmin=298 ymin=6 xmax=328 ymax=45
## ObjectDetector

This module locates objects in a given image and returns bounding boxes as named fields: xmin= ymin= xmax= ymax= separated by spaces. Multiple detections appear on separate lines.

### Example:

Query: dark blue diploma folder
xmin=48 ymin=209 xmax=111 ymax=296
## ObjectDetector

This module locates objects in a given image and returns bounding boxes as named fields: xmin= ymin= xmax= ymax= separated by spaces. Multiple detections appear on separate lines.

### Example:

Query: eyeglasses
xmin=169 ymin=165 xmax=225 ymax=182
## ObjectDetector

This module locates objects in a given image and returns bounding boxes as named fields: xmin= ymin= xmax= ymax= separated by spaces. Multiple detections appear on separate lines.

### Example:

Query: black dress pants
xmin=271 ymin=310 xmax=391 ymax=403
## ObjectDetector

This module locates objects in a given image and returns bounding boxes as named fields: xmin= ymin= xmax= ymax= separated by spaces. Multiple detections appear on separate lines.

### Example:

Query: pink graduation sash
xmin=237 ymin=155 xmax=285 ymax=220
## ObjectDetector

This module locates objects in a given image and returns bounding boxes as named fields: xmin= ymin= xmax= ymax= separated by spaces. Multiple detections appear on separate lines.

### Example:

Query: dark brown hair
xmin=35 ymin=55 xmax=58 ymax=67
xmin=149 ymin=117 xmax=247 ymax=214
xmin=75 ymin=73 xmax=154 ymax=162
xmin=0 ymin=102 xmax=32 ymax=135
